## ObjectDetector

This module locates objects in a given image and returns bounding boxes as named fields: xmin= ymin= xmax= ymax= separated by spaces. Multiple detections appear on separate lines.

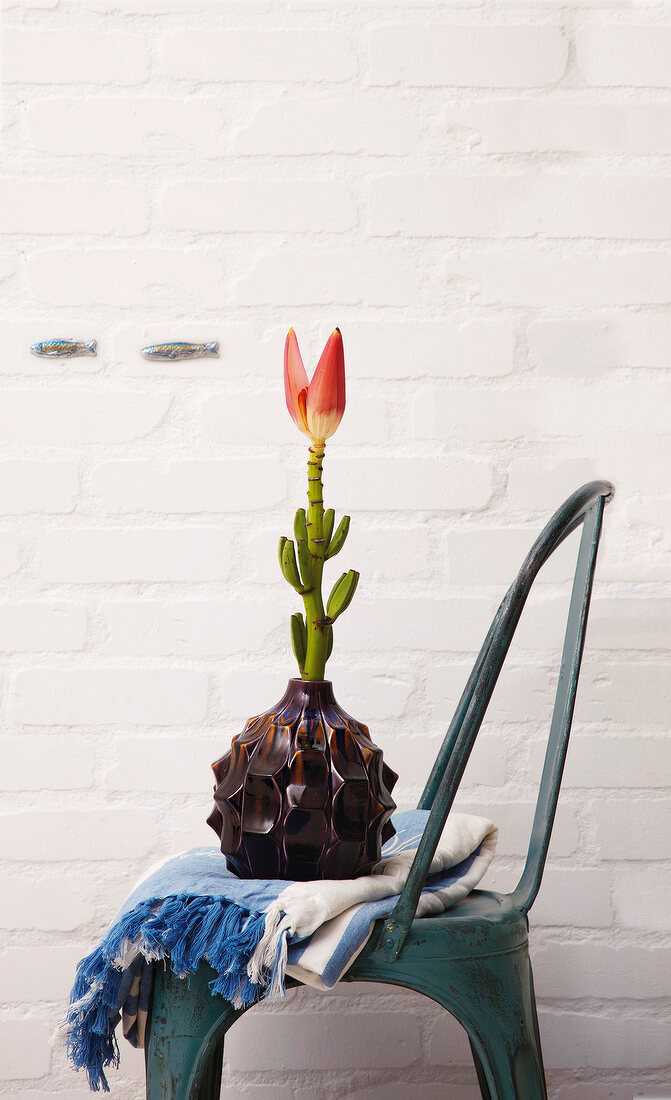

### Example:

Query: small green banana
xmin=326 ymin=623 xmax=334 ymax=659
xmin=294 ymin=508 xmax=312 ymax=587
xmin=278 ymin=535 xmax=288 ymax=575
xmin=325 ymin=515 xmax=350 ymax=560
xmin=327 ymin=569 xmax=359 ymax=621
xmin=290 ymin=612 xmax=307 ymax=668
xmin=323 ymin=508 xmax=335 ymax=551
xmin=281 ymin=539 xmax=303 ymax=591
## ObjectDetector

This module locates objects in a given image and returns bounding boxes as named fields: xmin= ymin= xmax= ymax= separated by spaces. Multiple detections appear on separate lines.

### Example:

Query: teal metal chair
xmin=146 ymin=480 xmax=614 ymax=1100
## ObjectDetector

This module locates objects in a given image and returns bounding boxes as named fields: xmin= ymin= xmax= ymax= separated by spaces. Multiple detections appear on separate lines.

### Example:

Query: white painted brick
xmin=0 ymin=945 xmax=83 ymax=1002
xmin=100 ymin=600 xmax=283 ymax=655
xmin=336 ymin=597 xmax=495 ymax=653
xmin=0 ymin=735 xmax=94 ymax=790
xmin=426 ymin=1011 xmax=477 ymax=1066
xmin=0 ymin=808 xmax=157 ymax=860
xmin=589 ymin=597 xmax=671 ymax=651
xmin=528 ymin=314 xmax=671 ymax=376
xmin=531 ymin=734 xmax=671 ymax=788
xmin=576 ymin=664 xmax=671 ymax=730
xmin=0 ymin=320 xmax=102 ymax=376
xmin=446 ymin=248 xmax=671 ymax=306
xmin=29 ymin=97 xmax=228 ymax=156
xmin=534 ymin=942 xmax=671 ymax=999
xmin=91 ymin=460 xmax=287 ymax=513
xmin=368 ymin=25 xmax=568 ymax=87
xmin=576 ymin=23 xmax=671 ymax=87
xmin=427 ymin=663 xmax=557 ymax=725
xmin=0 ymin=533 xmax=20 ymax=576
xmin=0 ymin=602 xmax=85 ymax=652
xmin=413 ymin=386 xmax=540 ymax=442
xmin=370 ymin=175 xmax=671 ymax=240
xmin=115 ymin=320 xmax=280 ymax=380
xmin=442 ymin=527 xmax=574 ymax=585
xmin=38 ymin=527 xmax=232 ymax=582
xmin=225 ymin=1011 xmax=420 ymax=1069
xmin=532 ymin=867 xmax=613 ymax=928
xmin=346 ymin=320 xmax=515 ymax=379
xmin=0 ymin=461 xmax=79 ymax=513
xmin=0 ymin=178 xmax=148 ymax=236
xmin=539 ymin=1008 xmax=670 ymax=1069
xmin=201 ymin=389 xmax=292 ymax=445
xmin=388 ymin=733 xmax=507 ymax=789
xmin=455 ymin=800 xmax=578 ymax=857
xmin=161 ymin=178 xmax=356 ymax=233
xmin=348 ymin=1085 xmax=479 ymax=1100
xmin=160 ymin=29 xmax=356 ymax=82
xmin=1 ymin=871 xmax=95 ymax=931
xmin=328 ymin=455 xmax=494 ymax=512
xmin=594 ymin=800 xmax=664 ymax=858
xmin=506 ymin=453 xmax=600 ymax=511
xmin=613 ymin=867 xmax=671 ymax=931
xmin=234 ymin=95 xmax=425 ymax=156
xmin=28 ymin=249 xmax=225 ymax=308
xmin=0 ymin=391 xmax=169 ymax=445
xmin=237 ymin=247 xmax=428 ymax=306
xmin=104 ymin=736 xmax=216 ymax=792
xmin=1 ymin=28 xmax=149 ymax=84
xmin=443 ymin=99 xmax=671 ymax=154
xmin=0 ymin=1017 xmax=51 ymax=1078
xmin=11 ymin=668 xmax=208 ymax=726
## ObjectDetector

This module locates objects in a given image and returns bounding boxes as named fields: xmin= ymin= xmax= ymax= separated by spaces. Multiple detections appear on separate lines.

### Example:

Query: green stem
xmin=302 ymin=440 xmax=328 ymax=680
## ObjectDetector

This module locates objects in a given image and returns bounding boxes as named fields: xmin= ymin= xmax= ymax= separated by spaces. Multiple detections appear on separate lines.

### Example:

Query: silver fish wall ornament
xmin=31 ymin=338 xmax=97 ymax=358
xmin=141 ymin=341 xmax=219 ymax=361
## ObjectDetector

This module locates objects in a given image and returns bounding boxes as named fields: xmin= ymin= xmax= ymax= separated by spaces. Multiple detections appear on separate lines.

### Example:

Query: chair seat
xmin=346 ymin=890 xmax=528 ymax=981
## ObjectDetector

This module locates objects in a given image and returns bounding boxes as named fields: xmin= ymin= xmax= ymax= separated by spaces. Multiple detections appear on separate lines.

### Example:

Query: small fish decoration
xmin=31 ymin=338 xmax=97 ymax=358
xmin=141 ymin=341 xmax=219 ymax=361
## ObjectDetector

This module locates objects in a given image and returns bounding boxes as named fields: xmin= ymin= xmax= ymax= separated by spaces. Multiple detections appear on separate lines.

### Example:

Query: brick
xmin=532 ymin=868 xmax=613 ymax=928
xmin=368 ymin=25 xmax=568 ymax=87
xmin=28 ymin=249 xmax=225 ymax=308
xmin=0 ymin=178 xmax=148 ymax=235
xmin=166 ymin=807 xmax=219 ymax=853
xmin=11 ymin=668 xmax=208 ymax=725
xmin=506 ymin=453 xmax=600 ymax=511
xmin=234 ymin=95 xmax=425 ymax=156
xmin=328 ymin=455 xmax=494 ymax=512
xmin=533 ymin=732 xmax=671 ymax=788
xmin=540 ymin=379 xmax=671 ymax=438
xmin=225 ymin=1010 xmax=420 ymax=1069
xmin=1 ymin=28 xmax=148 ymax=84
xmin=533 ymin=942 xmax=671 ymax=1000
xmin=104 ymin=736 xmax=217 ymax=792
xmin=0 ymin=533 xmax=20 ymax=576
xmin=613 ymin=867 xmax=671 ymax=931
xmin=115 ymin=321 xmax=279 ymax=380
xmin=443 ymin=99 xmax=671 ymax=154
xmin=336 ymin=597 xmax=495 ymax=653
xmin=594 ymin=800 xmax=668 ymax=858
xmin=29 ymin=97 xmax=228 ymax=157
xmin=576 ymin=24 xmax=671 ymax=87
xmin=91 ymin=460 xmax=287 ymax=513
xmin=371 ymin=175 xmax=671 ymax=240
xmin=0 ymin=461 xmax=79 ymax=513
xmin=0 ymin=808 xmax=157 ymax=860
xmin=427 ymin=663 xmax=558 ymax=725
xmin=0 ymin=1017 xmax=51 ymax=1078
xmin=577 ymin=664 xmax=671 ymax=730
xmin=2 ymin=871 xmax=95 ymax=931
xmin=427 ymin=1010 xmax=488 ymax=1066
xmin=0 ymin=945 xmax=83 ymax=1002
xmin=538 ymin=1007 xmax=670 ymax=1069
xmin=161 ymin=178 xmax=356 ymax=233
xmin=0 ymin=320 xmax=101 ymax=376
xmin=442 ymin=527 xmax=574 ymax=585
xmin=0 ymin=602 xmax=85 ymax=652
xmin=528 ymin=314 xmax=671 ymax=376
xmin=201 ymin=390 xmax=292 ymax=444
xmin=100 ymin=600 xmax=283 ymax=655
xmin=588 ymin=597 xmax=671 ymax=650
xmin=455 ymin=800 xmax=578 ymax=857
xmin=160 ymin=29 xmax=356 ymax=82
xmin=446 ymin=248 xmax=671 ymax=306
xmin=237 ymin=247 xmax=428 ymax=306
xmin=388 ymin=733 xmax=506 ymax=790
xmin=0 ymin=391 xmax=169 ymax=445
xmin=413 ymin=386 xmax=540 ymax=442
xmin=38 ymin=527 xmax=232 ymax=582
xmin=0 ymin=735 xmax=94 ymax=790
xmin=345 ymin=320 xmax=515 ymax=379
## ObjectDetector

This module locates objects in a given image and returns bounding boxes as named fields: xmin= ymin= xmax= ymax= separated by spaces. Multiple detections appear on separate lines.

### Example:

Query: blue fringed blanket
xmin=65 ymin=809 xmax=497 ymax=1092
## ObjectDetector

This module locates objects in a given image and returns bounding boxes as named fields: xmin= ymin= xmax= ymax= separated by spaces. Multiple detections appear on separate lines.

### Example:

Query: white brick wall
xmin=1 ymin=2 xmax=670 ymax=1098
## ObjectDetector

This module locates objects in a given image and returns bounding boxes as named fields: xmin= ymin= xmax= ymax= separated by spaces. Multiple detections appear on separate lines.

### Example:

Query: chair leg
xmin=145 ymin=963 xmax=245 ymax=1100
xmin=469 ymin=1037 xmax=492 ymax=1100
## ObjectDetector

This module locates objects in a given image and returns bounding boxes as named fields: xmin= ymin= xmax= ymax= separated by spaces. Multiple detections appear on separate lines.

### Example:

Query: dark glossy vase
xmin=207 ymin=679 xmax=398 ymax=881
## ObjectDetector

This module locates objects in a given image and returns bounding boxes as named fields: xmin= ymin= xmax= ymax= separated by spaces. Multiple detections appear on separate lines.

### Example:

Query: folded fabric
xmin=64 ymin=809 xmax=497 ymax=1092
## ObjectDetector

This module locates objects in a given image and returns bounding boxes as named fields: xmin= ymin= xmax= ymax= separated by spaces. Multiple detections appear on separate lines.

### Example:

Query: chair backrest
xmin=376 ymin=480 xmax=614 ymax=962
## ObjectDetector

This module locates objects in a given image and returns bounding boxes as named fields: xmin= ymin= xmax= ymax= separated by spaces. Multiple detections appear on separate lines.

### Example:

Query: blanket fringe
xmin=63 ymin=895 xmax=281 ymax=1092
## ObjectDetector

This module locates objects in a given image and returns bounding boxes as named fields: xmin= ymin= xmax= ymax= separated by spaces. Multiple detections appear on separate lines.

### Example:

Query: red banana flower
xmin=284 ymin=328 xmax=346 ymax=442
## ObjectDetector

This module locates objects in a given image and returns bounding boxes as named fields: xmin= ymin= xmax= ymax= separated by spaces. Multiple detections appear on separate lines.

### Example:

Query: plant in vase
xmin=208 ymin=328 xmax=397 ymax=881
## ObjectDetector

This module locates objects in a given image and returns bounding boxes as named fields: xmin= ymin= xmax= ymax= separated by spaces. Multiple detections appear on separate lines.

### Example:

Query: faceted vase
xmin=207 ymin=678 xmax=398 ymax=881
